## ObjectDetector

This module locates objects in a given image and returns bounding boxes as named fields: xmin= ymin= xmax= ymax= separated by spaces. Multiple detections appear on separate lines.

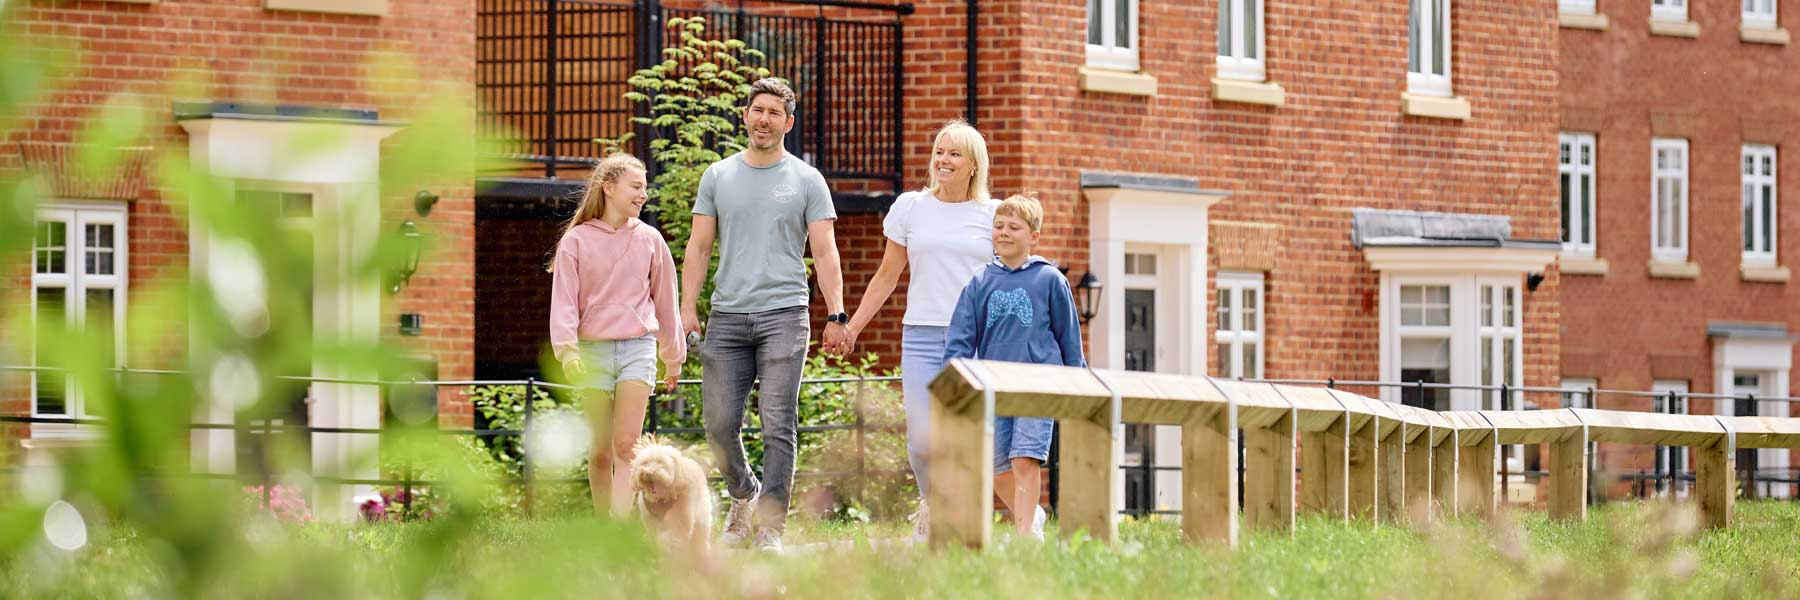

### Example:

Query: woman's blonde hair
xmin=924 ymin=119 xmax=990 ymax=202
xmin=548 ymin=152 xmax=646 ymax=272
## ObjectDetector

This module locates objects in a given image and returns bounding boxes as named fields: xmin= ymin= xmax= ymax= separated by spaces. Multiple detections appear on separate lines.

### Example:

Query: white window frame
xmin=1215 ymin=271 xmax=1264 ymax=379
xmin=1477 ymin=282 xmax=1522 ymax=412
xmin=1651 ymin=0 xmax=1687 ymax=22
xmin=1744 ymin=0 xmax=1778 ymax=29
xmin=1382 ymin=274 xmax=1528 ymax=412
xmin=1216 ymin=0 xmax=1266 ymax=82
xmin=30 ymin=202 xmax=129 ymax=430
xmin=1651 ymin=138 xmax=1690 ymax=261
xmin=1560 ymin=0 xmax=1596 ymax=15
xmin=1087 ymin=0 xmax=1141 ymax=71
xmin=1742 ymin=144 xmax=1778 ymax=266
xmin=1394 ymin=279 xmax=1456 ymax=410
xmin=1560 ymin=377 xmax=1597 ymax=409
xmin=1408 ymin=0 xmax=1453 ymax=97
xmin=1560 ymin=132 xmax=1598 ymax=257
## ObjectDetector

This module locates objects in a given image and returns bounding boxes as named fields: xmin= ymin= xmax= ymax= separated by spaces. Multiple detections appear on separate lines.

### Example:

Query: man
xmin=682 ymin=77 xmax=851 ymax=552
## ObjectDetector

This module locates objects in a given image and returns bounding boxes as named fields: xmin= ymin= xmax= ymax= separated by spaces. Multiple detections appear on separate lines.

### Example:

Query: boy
xmin=942 ymin=194 xmax=1086 ymax=541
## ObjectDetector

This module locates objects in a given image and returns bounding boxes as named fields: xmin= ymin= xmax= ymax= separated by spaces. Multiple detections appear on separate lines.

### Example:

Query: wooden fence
xmin=925 ymin=359 xmax=1799 ymax=549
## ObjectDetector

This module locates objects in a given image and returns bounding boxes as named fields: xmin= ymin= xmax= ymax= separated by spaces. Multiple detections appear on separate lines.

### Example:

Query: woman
xmin=548 ymin=152 xmax=685 ymax=517
xmin=845 ymin=120 xmax=995 ymax=540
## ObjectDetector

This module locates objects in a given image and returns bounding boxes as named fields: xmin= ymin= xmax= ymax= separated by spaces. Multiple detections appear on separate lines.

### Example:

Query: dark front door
xmin=1123 ymin=289 xmax=1157 ymax=516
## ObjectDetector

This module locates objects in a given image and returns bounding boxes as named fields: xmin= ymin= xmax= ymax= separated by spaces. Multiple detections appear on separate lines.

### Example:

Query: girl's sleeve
xmin=650 ymin=238 xmax=686 ymax=368
xmin=548 ymin=237 xmax=583 ymax=365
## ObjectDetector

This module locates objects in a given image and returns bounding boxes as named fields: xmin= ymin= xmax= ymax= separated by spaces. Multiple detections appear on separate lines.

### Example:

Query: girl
xmin=549 ymin=152 xmax=685 ymax=517
xmin=844 ymin=120 xmax=996 ymax=541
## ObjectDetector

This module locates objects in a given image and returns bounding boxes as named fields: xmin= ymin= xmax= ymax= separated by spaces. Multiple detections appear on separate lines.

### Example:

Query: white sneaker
xmin=753 ymin=527 xmax=784 ymax=553
xmin=1029 ymin=505 xmax=1047 ymax=541
xmin=909 ymin=500 xmax=930 ymax=544
xmin=722 ymin=494 xmax=756 ymax=548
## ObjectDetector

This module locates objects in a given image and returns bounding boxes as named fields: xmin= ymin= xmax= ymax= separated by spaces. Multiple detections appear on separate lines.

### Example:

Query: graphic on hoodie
xmin=985 ymin=288 xmax=1034 ymax=328
xmin=943 ymin=255 xmax=1087 ymax=369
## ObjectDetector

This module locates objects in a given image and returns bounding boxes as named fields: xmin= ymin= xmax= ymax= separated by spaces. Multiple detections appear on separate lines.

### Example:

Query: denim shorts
xmin=993 ymin=416 xmax=1055 ymax=474
xmin=576 ymin=334 xmax=656 ymax=389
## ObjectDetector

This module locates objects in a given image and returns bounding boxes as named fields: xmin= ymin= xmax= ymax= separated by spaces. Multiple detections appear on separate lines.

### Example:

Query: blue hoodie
xmin=943 ymin=255 xmax=1087 ymax=368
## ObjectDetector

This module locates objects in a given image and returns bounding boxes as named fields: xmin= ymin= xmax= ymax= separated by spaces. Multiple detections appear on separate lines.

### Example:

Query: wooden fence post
xmin=1698 ymin=418 xmax=1736 ymax=529
xmin=1182 ymin=392 xmax=1238 ymax=546
xmin=1548 ymin=421 xmax=1589 ymax=521
xmin=927 ymin=361 xmax=993 ymax=549
xmin=1057 ymin=369 xmax=1122 ymax=543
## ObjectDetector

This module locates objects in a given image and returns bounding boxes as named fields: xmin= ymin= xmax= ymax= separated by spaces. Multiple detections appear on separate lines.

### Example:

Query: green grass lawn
xmin=6 ymin=501 xmax=1798 ymax=599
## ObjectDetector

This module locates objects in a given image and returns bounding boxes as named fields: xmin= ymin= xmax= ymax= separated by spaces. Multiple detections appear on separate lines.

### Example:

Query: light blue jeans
xmin=901 ymin=325 xmax=949 ymax=496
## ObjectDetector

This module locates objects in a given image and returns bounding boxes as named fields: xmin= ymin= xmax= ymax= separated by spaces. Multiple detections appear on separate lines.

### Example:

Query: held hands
xmin=822 ymin=322 xmax=853 ymax=356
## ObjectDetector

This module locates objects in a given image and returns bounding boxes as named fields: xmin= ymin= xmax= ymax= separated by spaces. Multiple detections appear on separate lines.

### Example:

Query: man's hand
xmin=682 ymin=306 xmax=701 ymax=337
xmin=823 ymin=322 xmax=851 ymax=355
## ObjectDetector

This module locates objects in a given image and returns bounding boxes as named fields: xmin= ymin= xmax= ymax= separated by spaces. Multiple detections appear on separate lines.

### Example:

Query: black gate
xmin=476 ymin=0 xmax=907 ymax=189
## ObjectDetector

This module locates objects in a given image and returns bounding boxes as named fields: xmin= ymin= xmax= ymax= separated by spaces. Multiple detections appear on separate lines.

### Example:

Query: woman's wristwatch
xmin=826 ymin=312 xmax=849 ymax=325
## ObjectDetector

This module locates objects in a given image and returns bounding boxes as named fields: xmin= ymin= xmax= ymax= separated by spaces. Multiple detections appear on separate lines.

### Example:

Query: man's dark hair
xmin=746 ymin=77 xmax=797 ymax=116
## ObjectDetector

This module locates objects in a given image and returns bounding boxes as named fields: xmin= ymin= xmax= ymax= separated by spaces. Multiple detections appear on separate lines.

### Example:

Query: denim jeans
xmin=700 ymin=306 xmax=809 ymax=533
xmin=900 ymin=325 xmax=949 ymax=497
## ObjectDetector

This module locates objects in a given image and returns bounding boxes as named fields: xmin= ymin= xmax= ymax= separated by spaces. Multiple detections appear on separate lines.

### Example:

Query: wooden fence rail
xmin=927 ymin=359 xmax=1790 ymax=549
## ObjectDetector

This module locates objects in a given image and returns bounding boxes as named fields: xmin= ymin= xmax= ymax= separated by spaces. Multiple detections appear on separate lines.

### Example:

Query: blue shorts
xmin=576 ymin=334 xmax=657 ymax=389
xmin=993 ymin=416 xmax=1054 ymax=474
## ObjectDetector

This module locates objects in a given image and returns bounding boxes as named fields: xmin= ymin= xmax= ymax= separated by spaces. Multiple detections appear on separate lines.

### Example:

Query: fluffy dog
xmin=630 ymin=435 xmax=713 ymax=554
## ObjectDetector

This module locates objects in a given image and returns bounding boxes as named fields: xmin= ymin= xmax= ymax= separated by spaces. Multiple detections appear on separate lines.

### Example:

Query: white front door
xmin=1732 ymin=371 xmax=1792 ymax=498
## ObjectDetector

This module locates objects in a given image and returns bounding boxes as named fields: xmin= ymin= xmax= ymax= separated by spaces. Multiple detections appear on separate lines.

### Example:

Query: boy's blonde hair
xmin=995 ymin=194 xmax=1044 ymax=232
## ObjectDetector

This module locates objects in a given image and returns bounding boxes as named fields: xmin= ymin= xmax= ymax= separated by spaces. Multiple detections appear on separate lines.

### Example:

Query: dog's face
xmin=631 ymin=448 xmax=683 ymax=505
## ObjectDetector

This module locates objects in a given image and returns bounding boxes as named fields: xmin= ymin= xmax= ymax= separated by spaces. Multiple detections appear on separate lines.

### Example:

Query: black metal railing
xmin=476 ymin=0 xmax=907 ymax=188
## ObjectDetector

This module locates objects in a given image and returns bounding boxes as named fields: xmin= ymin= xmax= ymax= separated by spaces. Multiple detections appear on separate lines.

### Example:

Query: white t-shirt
xmin=883 ymin=190 xmax=998 ymax=326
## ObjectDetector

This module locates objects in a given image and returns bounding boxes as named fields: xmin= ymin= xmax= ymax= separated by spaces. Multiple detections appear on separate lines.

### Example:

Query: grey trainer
xmin=721 ymin=494 xmax=756 ymax=548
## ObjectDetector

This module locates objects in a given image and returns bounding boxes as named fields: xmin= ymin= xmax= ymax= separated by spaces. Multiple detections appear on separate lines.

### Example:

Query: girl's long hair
xmin=548 ymin=152 xmax=646 ymax=273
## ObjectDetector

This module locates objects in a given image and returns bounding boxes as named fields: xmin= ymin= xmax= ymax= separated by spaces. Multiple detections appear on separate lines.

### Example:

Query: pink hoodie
xmin=549 ymin=217 xmax=685 ymax=369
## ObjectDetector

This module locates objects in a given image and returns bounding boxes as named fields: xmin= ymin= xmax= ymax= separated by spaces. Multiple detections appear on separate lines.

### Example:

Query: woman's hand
xmin=562 ymin=357 xmax=585 ymax=382
xmin=662 ymin=369 xmax=680 ymax=394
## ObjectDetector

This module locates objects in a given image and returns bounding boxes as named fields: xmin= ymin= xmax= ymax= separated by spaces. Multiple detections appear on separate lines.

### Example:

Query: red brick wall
xmin=1560 ymin=0 xmax=1800 ymax=478
xmin=2 ymin=0 xmax=478 ymax=426
xmin=890 ymin=0 xmax=1562 ymax=386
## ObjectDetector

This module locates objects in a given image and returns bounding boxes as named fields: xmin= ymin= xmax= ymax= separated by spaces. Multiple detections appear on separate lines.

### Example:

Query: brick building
xmin=1556 ymin=0 xmax=1798 ymax=497
xmin=1 ymin=0 xmax=478 ymax=517
xmin=468 ymin=0 xmax=1567 ymax=513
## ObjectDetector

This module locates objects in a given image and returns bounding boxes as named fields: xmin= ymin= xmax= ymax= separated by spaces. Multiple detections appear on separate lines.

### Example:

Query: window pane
xmin=1115 ymin=0 xmax=1130 ymax=49
xmin=1560 ymin=173 xmax=1572 ymax=243
xmin=1763 ymin=187 xmax=1775 ymax=253
xmin=1580 ymin=143 xmax=1590 ymax=166
xmin=1408 ymin=0 xmax=1420 ymax=72
xmin=36 ymin=287 xmax=68 ymax=416
xmin=1217 ymin=289 xmax=1231 ymax=329
xmin=1745 ymin=155 xmax=1755 ymax=176
xmin=1481 ymin=338 xmax=1493 ymax=386
xmin=1504 ymin=287 xmax=1516 ymax=327
xmin=35 ymin=220 xmax=67 ymax=275
xmin=1745 ymin=185 xmax=1757 ymax=251
xmin=1245 ymin=0 xmax=1259 ymax=59
xmin=1089 ymin=0 xmax=1103 ymax=45
xmin=1400 ymin=337 xmax=1451 ymax=411
xmin=1580 ymin=174 xmax=1592 ymax=245
xmin=1242 ymin=342 xmax=1258 ymax=379
xmin=1762 ymin=156 xmax=1773 ymax=176
xmin=1430 ymin=0 xmax=1444 ymax=76
xmin=1219 ymin=0 xmax=1233 ymax=56
xmin=1218 ymin=342 xmax=1232 ymax=377
xmin=1481 ymin=285 xmax=1493 ymax=327
xmin=85 ymin=223 xmax=115 ymax=276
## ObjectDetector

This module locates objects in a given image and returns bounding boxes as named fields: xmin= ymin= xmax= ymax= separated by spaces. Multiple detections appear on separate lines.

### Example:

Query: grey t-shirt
xmin=693 ymin=152 xmax=836 ymax=313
